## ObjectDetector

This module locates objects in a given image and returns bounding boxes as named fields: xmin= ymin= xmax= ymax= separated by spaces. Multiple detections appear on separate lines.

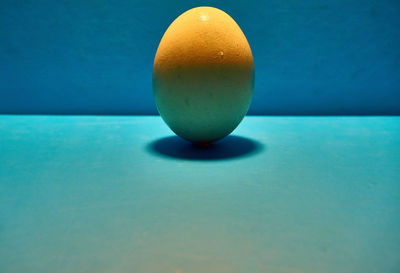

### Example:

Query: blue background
xmin=1 ymin=0 xmax=399 ymax=115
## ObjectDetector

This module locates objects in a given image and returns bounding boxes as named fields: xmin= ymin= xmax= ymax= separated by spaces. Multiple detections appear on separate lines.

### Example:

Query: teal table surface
xmin=1 ymin=115 xmax=399 ymax=273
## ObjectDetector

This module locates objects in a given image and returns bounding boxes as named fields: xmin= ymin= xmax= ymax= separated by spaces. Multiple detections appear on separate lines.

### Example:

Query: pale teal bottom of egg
xmin=153 ymin=65 xmax=254 ymax=144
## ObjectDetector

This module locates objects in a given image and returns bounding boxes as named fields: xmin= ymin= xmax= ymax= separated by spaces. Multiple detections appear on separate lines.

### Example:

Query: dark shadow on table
xmin=147 ymin=135 xmax=264 ymax=160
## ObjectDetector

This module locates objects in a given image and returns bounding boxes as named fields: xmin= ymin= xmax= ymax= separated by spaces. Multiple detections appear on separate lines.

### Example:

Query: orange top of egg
xmin=154 ymin=6 xmax=254 ymax=70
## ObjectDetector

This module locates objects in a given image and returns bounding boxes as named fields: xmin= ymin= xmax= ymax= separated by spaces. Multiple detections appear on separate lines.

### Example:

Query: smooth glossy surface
xmin=153 ymin=7 xmax=254 ymax=143
xmin=1 ymin=116 xmax=400 ymax=273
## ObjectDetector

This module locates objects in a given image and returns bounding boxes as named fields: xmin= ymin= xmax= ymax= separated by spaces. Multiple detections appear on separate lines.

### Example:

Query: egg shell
xmin=153 ymin=6 xmax=254 ymax=144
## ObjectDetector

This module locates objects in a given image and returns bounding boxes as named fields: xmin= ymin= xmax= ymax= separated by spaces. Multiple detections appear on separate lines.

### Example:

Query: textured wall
xmin=1 ymin=0 xmax=399 ymax=115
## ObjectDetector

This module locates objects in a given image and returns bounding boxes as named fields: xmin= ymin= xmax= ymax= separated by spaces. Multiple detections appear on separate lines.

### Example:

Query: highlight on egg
xmin=153 ymin=6 xmax=254 ymax=144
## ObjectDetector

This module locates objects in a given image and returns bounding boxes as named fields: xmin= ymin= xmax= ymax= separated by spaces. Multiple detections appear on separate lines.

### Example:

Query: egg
xmin=153 ymin=6 xmax=254 ymax=144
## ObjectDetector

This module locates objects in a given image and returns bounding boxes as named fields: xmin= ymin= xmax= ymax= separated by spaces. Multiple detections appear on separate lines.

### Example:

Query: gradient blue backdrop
xmin=1 ymin=0 xmax=399 ymax=115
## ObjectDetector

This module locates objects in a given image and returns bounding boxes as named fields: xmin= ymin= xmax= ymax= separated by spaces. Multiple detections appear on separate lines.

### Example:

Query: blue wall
xmin=1 ymin=0 xmax=399 ymax=115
